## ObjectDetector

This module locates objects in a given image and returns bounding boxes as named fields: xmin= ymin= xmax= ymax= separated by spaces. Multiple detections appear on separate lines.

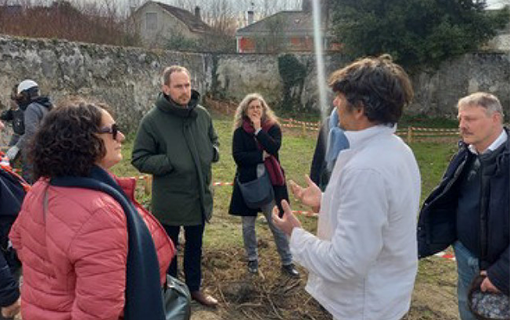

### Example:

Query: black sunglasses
xmin=98 ymin=123 xmax=120 ymax=140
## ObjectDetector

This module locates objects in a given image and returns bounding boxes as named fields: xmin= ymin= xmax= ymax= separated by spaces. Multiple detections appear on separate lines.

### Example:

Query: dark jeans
xmin=163 ymin=224 xmax=205 ymax=292
xmin=21 ymin=153 xmax=33 ymax=184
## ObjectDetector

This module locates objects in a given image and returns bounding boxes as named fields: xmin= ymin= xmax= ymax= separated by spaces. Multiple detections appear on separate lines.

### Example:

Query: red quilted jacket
xmin=10 ymin=176 xmax=175 ymax=320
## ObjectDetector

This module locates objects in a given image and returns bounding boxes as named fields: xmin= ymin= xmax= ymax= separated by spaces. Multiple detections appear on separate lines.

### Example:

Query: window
xmin=146 ymin=12 xmax=157 ymax=30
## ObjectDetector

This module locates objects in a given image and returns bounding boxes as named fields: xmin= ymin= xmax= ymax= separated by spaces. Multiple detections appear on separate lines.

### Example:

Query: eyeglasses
xmin=98 ymin=123 xmax=120 ymax=140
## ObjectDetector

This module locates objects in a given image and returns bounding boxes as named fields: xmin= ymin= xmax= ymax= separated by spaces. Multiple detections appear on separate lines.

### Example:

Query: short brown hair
xmin=329 ymin=54 xmax=413 ymax=126
xmin=31 ymin=97 xmax=110 ymax=179
xmin=161 ymin=65 xmax=191 ymax=86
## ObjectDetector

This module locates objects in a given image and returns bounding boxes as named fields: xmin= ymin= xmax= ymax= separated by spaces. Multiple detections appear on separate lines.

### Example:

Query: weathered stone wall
xmin=1 ymin=35 xmax=509 ymax=145
xmin=0 ymin=35 xmax=212 ymax=135
xmin=212 ymin=53 xmax=351 ymax=113
xmin=412 ymin=53 xmax=510 ymax=117
xmin=213 ymin=52 xmax=510 ymax=119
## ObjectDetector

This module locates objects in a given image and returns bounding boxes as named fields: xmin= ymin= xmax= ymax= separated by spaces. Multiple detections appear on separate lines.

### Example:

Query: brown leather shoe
xmin=191 ymin=290 xmax=218 ymax=307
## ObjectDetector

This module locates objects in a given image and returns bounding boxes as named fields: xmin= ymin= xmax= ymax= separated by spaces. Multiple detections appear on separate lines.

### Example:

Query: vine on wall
xmin=278 ymin=54 xmax=306 ymax=112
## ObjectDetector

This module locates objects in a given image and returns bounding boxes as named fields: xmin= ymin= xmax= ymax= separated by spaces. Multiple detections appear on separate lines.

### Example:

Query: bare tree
xmin=0 ymin=0 xmax=141 ymax=46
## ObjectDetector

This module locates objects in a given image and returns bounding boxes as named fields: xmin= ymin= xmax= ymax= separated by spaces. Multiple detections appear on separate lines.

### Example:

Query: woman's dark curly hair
xmin=328 ymin=54 xmax=414 ymax=126
xmin=30 ymin=98 xmax=110 ymax=179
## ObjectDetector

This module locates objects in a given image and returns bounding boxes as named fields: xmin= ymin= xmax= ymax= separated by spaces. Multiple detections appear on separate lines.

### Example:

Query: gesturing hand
xmin=288 ymin=175 xmax=322 ymax=209
xmin=272 ymin=200 xmax=302 ymax=236
xmin=2 ymin=298 xmax=20 ymax=319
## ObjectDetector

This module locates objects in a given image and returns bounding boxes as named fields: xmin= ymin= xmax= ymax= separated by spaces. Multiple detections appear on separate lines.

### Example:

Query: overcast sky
xmin=488 ymin=0 xmax=510 ymax=8
xmin=10 ymin=0 xmax=509 ymax=12
xmin=120 ymin=0 xmax=509 ymax=9
xmin=89 ymin=0 xmax=302 ymax=12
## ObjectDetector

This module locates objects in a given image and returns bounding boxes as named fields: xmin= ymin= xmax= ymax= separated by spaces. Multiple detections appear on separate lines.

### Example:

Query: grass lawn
xmin=112 ymin=115 xmax=461 ymax=319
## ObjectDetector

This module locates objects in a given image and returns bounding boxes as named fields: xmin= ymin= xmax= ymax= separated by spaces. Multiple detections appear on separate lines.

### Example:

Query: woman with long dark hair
xmin=10 ymin=98 xmax=175 ymax=319
xmin=229 ymin=93 xmax=298 ymax=277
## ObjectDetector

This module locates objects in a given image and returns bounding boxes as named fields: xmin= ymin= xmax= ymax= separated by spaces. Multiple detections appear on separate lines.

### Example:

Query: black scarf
xmin=50 ymin=165 xmax=165 ymax=320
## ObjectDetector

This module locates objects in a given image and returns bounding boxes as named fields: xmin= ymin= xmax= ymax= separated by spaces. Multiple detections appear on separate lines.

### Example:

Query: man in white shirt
xmin=273 ymin=55 xmax=421 ymax=320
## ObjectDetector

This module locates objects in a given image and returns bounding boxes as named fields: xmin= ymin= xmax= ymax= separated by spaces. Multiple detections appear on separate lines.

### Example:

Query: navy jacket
xmin=417 ymin=130 xmax=510 ymax=294
xmin=0 ymin=166 xmax=25 ymax=307
xmin=309 ymin=118 xmax=330 ymax=191
xmin=0 ymin=217 xmax=20 ymax=308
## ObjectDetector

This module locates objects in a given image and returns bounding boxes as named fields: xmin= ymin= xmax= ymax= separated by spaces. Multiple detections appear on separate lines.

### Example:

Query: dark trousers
xmin=163 ymin=224 xmax=205 ymax=292
xmin=21 ymin=153 xmax=33 ymax=184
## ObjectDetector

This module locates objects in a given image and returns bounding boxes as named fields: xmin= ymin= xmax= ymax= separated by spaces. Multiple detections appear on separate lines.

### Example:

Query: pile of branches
xmin=201 ymin=246 xmax=332 ymax=320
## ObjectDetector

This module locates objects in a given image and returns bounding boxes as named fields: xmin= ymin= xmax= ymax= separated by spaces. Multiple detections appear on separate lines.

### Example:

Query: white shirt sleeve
xmin=290 ymin=168 xmax=389 ymax=283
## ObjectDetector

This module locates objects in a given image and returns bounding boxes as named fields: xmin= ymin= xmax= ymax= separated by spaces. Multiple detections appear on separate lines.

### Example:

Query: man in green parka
xmin=132 ymin=65 xmax=219 ymax=307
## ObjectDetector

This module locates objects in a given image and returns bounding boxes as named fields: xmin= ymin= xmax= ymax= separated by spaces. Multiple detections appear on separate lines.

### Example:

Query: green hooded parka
xmin=132 ymin=90 xmax=219 ymax=226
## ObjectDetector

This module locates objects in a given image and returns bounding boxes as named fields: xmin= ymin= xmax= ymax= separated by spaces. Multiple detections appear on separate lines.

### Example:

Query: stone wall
xmin=412 ymin=53 xmax=510 ymax=116
xmin=213 ymin=52 xmax=510 ymax=119
xmin=212 ymin=53 xmax=349 ymax=114
xmin=0 ymin=35 xmax=212 ymax=135
xmin=1 ymin=35 xmax=509 ymax=144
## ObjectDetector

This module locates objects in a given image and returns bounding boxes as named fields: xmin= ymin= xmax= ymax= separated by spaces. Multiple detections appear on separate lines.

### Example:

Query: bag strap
xmin=42 ymin=186 xmax=49 ymax=221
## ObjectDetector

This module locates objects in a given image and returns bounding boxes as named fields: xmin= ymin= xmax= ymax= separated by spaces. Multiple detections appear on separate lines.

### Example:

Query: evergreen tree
xmin=330 ymin=0 xmax=509 ymax=70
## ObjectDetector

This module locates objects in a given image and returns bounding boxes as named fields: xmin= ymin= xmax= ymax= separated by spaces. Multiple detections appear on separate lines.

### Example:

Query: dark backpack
xmin=0 ymin=164 xmax=28 ymax=273
xmin=0 ymin=167 xmax=27 ymax=217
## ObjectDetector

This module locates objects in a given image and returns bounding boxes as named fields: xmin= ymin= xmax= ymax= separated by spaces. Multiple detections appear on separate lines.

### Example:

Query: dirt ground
xmin=182 ymin=240 xmax=459 ymax=320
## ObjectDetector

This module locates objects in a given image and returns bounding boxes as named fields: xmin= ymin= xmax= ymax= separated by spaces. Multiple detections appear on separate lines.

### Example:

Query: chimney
xmin=195 ymin=6 xmax=201 ymax=20
xmin=129 ymin=0 xmax=138 ymax=14
xmin=247 ymin=10 xmax=254 ymax=25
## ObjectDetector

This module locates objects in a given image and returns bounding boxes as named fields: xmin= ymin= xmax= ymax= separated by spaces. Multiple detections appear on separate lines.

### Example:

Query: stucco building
xmin=235 ymin=0 xmax=338 ymax=53
xmin=132 ymin=1 xmax=212 ymax=48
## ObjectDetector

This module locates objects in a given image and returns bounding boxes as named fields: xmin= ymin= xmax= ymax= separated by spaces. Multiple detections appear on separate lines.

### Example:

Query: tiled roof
xmin=236 ymin=11 xmax=328 ymax=36
xmin=153 ymin=1 xmax=212 ymax=34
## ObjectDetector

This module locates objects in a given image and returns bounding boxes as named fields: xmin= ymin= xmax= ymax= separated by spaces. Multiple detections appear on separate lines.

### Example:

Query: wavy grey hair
xmin=233 ymin=93 xmax=279 ymax=130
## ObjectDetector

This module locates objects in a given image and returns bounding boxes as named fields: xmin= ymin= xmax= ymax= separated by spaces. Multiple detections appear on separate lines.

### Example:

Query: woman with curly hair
xmin=228 ymin=93 xmax=298 ymax=277
xmin=9 ymin=98 xmax=175 ymax=320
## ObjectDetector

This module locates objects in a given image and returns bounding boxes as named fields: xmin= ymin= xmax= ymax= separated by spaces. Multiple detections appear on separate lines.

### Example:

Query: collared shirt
xmin=468 ymin=129 xmax=508 ymax=155
xmin=290 ymin=125 xmax=421 ymax=320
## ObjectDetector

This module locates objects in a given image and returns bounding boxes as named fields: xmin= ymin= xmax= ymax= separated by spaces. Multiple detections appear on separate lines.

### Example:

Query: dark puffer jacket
xmin=417 ymin=130 xmax=510 ymax=294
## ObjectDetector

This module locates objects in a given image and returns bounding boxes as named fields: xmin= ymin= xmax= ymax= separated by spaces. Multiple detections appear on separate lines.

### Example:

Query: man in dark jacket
xmin=417 ymin=92 xmax=509 ymax=320
xmin=309 ymin=108 xmax=348 ymax=191
xmin=132 ymin=65 xmax=219 ymax=307
xmin=309 ymin=114 xmax=330 ymax=190
xmin=6 ymin=80 xmax=52 ymax=183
